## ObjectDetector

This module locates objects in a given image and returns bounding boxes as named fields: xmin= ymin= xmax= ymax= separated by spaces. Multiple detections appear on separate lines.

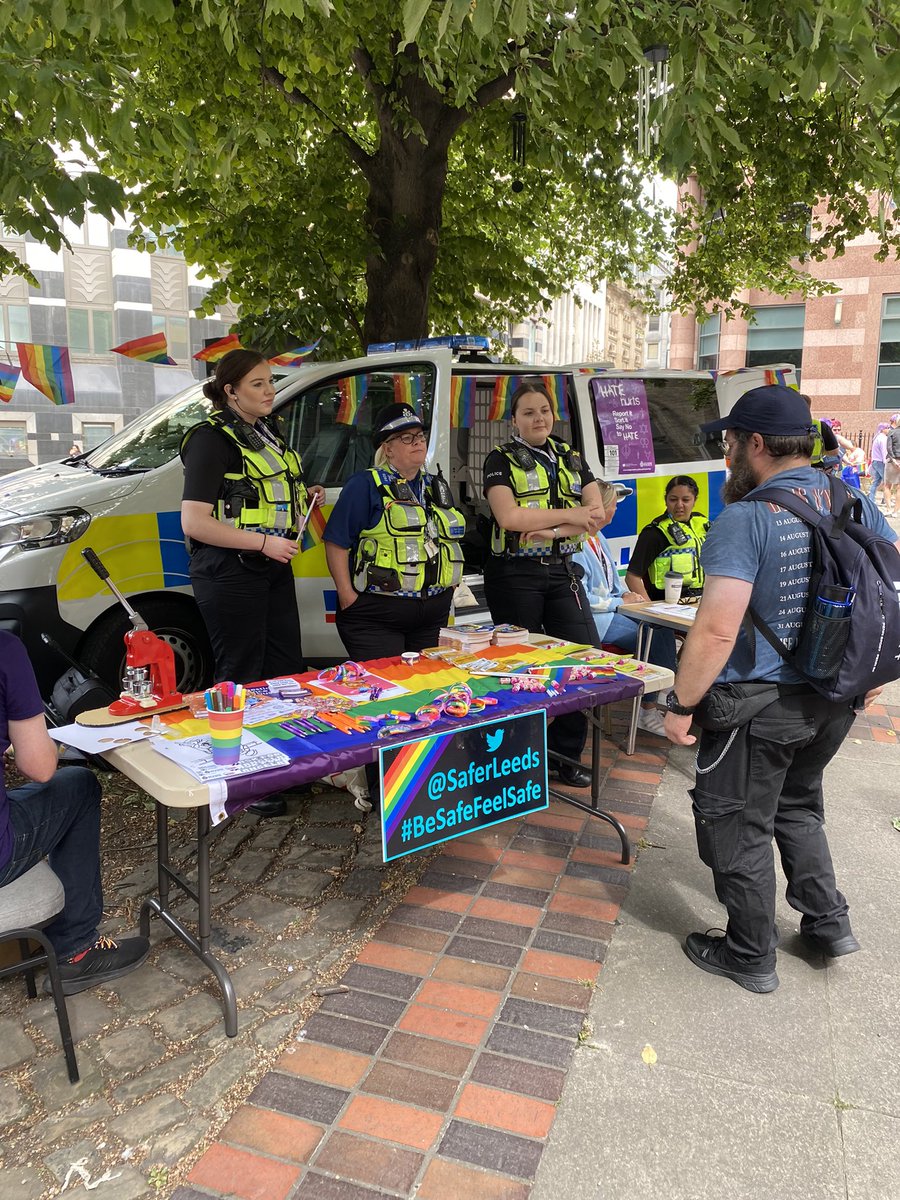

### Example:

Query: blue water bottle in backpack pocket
xmin=796 ymin=584 xmax=854 ymax=680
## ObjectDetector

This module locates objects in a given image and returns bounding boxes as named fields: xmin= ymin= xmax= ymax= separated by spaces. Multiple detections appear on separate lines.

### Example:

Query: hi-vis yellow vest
xmin=647 ymin=512 xmax=709 ymax=593
xmin=181 ymin=414 xmax=307 ymax=535
xmin=353 ymin=469 xmax=465 ymax=596
xmin=490 ymin=439 xmax=585 ymax=557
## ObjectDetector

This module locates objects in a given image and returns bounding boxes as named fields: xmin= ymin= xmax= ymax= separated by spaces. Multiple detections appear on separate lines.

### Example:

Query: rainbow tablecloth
xmin=151 ymin=643 xmax=646 ymax=809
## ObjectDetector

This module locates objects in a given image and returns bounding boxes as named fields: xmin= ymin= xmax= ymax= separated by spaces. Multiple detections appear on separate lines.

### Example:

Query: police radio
xmin=667 ymin=521 xmax=690 ymax=546
xmin=429 ymin=464 xmax=455 ymax=509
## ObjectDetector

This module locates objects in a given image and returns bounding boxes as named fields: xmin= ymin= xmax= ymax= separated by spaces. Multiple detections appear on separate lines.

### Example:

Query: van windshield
xmin=84 ymin=387 xmax=212 ymax=473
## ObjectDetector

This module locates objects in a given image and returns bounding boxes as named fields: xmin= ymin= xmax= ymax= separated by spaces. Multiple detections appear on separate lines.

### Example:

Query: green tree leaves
xmin=2 ymin=1 xmax=900 ymax=342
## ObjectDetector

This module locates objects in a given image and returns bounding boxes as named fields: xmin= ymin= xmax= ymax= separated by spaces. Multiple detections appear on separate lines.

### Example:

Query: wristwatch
xmin=665 ymin=690 xmax=696 ymax=716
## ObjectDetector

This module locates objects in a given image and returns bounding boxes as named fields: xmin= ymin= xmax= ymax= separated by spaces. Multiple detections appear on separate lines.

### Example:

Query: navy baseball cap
xmin=700 ymin=384 xmax=816 ymax=437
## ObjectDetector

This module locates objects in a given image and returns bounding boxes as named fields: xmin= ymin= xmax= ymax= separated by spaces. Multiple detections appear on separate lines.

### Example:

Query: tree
xmin=3 ymin=1 xmax=900 ymax=351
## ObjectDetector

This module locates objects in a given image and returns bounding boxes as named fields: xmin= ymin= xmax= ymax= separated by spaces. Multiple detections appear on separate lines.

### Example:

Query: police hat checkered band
xmin=700 ymin=384 xmax=817 ymax=437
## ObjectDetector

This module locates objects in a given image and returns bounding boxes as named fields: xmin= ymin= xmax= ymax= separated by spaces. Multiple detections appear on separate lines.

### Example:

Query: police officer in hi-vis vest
xmin=180 ymin=349 xmax=324 ymax=685
xmin=324 ymin=403 xmax=465 ymax=660
xmin=483 ymin=378 xmax=605 ymax=788
xmin=625 ymin=475 xmax=710 ymax=602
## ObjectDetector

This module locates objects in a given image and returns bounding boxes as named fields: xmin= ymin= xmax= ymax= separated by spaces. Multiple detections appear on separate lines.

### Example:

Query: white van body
xmin=0 ymin=352 xmax=795 ymax=694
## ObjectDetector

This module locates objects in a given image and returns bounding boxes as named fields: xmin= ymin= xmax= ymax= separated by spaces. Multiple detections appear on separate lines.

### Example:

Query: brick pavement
xmin=172 ymin=707 xmax=669 ymax=1200
xmin=2 ymin=697 xmax=893 ymax=1199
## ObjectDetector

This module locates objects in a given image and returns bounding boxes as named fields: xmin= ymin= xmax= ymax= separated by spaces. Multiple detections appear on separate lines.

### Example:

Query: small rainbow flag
xmin=489 ymin=375 xmax=517 ymax=422
xmin=300 ymin=499 xmax=327 ymax=552
xmin=382 ymin=728 xmax=455 ymax=844
xmin=336 ymin=375 xmax=368 ymax=425
xmin=269 ymin=339 xmax=321 ymax=366
xmin=542 ymin=373 xmax=570 ymax=421
xmin=393 ymin=373 xmax=423 ymax=411
xmin=0 ymin=362 xmax=21 ymax=404
xmin=193 ymin=333 xmax=243 ymax=362
xmin=450 ymin=376 xmax=475 ymax=428
xmin=16 ymin=343 xmax=76 ymax=406
xmin=111 ymin=332 xmax=177 ymax=365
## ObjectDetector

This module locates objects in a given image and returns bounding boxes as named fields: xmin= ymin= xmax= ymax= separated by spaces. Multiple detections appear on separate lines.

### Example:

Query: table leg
xmin=547 ymin=706 xmax=631 ymax=865
xmin=139 ymin=802 xmax=238 ymax=1037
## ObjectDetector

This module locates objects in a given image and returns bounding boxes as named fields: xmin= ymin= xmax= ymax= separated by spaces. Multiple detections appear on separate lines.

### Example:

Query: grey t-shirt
xmin=700 ymin=468 xmax=896 ymax=684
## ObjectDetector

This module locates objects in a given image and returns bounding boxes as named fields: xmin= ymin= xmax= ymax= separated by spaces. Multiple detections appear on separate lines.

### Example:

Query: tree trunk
xmin=362 ymin=135 xmax=450 ymax=348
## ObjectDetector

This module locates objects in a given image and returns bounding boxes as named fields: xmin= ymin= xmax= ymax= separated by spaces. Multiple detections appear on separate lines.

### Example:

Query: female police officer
xmin=180 ymin=348 xmax=324 ymax=684
xmin=324 ymin=402 xmax=465 ymax=659
xmin=625 ymin=475 xmax=709 ymax=602
xmin=483 ymin=378 xmax=605 ymax=787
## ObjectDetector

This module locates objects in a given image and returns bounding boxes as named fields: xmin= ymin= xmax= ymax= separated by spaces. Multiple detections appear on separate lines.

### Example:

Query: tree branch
xmin=260 ymin=64 xmax=372 ymax=172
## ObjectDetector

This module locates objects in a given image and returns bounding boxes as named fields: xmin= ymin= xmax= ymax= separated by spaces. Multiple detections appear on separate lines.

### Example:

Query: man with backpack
xmin=662 ymin=384 xmax=900 ymax=993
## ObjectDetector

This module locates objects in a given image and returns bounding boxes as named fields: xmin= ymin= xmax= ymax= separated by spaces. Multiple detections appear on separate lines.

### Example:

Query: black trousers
xmin=483 ymin=556 xmax=601 ymax=760
xmin=190 ymin=545 xmax=303 ymax=684
xmin=690 ymin=689 xmax=856 ymax=967
xmin=336 ymin=589 xmax=454 ymax=801
xmin=335 ymin=590 xmax=453 ymax=661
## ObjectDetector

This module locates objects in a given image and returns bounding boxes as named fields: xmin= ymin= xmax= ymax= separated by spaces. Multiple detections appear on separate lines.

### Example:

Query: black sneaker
xmin=49 ymin=935 xmax=151 ymax=996
xmin=800 ymin=930 xmax=861 ymax=958
xmin=684 ymin=931 xmax=779 ymax=993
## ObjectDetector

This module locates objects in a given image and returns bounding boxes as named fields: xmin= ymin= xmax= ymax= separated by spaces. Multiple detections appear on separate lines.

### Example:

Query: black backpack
xmin=746 ymin=474 xmax=900 ymax=704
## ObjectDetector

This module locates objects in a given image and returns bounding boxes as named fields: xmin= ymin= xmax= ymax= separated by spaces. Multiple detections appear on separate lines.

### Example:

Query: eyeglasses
xmin=719 ymin=438 xmax=734 ymax=454
xmin=389 ymin=431 xmax=427 ymax=446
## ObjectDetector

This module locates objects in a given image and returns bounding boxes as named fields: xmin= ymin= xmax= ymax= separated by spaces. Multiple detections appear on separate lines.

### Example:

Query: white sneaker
xmin=637 ymin=706 xmax=668 ymax=736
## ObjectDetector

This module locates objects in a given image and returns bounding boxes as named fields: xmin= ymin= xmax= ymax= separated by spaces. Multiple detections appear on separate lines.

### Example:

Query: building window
xmin=67 ymin=309 xmax=114 ymax=354
xmin=0 ymin=421 xmax=28 ymax=458
xmin=1 ymin=304 xmax=31 ymax=346
xmin=152 ymin=315 xmax=189 ymax=363
xmin=697 ymin=312 xmax=721 ymax=371
xmin=80 ymin=422 xmax=116 ymax=450
xmin=875 ymin=295 xmax=900 ymax=410
xmin=745 ymin=304 xmax=805 ymax=373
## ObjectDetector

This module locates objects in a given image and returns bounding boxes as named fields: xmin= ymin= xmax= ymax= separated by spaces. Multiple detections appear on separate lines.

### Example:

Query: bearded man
xmin=662 ymin=385 xmax=899 ymax=992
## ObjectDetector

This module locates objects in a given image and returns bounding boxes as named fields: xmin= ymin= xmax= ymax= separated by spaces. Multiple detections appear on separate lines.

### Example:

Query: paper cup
xmin=664 ymin=572 xmax=684 ymax=603
xmin=208 ymin=708 xmax=244 ymax=766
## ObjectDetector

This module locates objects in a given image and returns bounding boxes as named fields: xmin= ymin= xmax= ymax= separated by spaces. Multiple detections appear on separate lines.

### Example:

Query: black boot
xmin=248 ymin=796 xmax=288 ymax=818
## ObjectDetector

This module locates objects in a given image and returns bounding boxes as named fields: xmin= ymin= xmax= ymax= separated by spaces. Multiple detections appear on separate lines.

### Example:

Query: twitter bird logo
xmin=486 ymin=728 xmax=504 ymax=753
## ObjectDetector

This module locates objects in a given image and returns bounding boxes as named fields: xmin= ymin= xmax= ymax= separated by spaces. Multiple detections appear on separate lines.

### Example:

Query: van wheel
xmin=79 ymin=599 xmax=214 ymax=695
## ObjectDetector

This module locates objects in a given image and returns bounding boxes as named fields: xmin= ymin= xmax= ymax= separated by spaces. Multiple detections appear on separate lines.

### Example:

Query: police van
xmin=0 ymin=344 xmax=795 ymax=694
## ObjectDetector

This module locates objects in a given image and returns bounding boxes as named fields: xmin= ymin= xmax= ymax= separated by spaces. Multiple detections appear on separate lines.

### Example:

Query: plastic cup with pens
xmin=206 ymin=683 xmax=246 ymax=766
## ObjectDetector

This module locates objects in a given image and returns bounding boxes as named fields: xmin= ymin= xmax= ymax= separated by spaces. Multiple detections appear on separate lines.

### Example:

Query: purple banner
xmin=591 ymin=378 xmax=656 ymax=475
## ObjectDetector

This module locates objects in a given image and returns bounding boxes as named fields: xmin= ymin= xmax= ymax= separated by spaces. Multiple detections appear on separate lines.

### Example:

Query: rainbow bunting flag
xmin=489 ymin=375 xmax=516 ymax=422
xmin=269 ymin=339 xmax=321 ymax=366
xmin=0 ymin=362 xmax=21 ymax=404
xmin=300 ymin=499 xmax=327 ymax=553
xmin=16 ymin=343 xmax=76 ymax=406
xmin=193 ymin=333 xmax=243 ymax=362
xmin=393 ymin=373 xmax=423 ymax=411
xmin=336 ymin=374 xmax=368 ymax=425
xmin=450 ymin=375 xmax=476 ymax=428
xmin=111 ymin=332 xmax=177 ymax=365
xmin=542 ymin=373 xmax=570 ymax=421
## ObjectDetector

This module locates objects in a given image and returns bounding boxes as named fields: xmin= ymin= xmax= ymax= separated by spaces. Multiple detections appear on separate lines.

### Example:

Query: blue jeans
xmin=868 ymin=460 xmax=885 ymax=499
xmin=0 ymin=768 xmax=102 ymax=957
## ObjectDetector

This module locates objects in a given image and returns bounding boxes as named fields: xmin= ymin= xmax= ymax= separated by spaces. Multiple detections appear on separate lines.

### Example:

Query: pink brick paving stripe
xmin=175 ymin=712 xmax=675 ymax=1200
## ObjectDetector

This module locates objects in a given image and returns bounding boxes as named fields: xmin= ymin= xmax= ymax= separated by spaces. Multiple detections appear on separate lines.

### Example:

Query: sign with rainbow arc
xmin=379 ymin=709 xmax=547 ymax=862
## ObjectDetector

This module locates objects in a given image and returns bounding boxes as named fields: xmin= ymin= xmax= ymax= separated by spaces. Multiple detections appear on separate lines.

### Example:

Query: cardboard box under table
xmin=97 ymin=643 xmax=660 ymax=1036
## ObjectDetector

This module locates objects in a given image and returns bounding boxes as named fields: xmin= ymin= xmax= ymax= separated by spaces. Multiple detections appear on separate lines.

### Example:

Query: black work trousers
xmin=336 ymin=589 xmax=453 ymax=803
xmin=690 ymin=689 xmax=856 ymax=967
xmin=190 ymin=545 xmax=303 ymax=684
xmin=335 ymin=590 xmax=453 ymax=661
xmin=484 ymin=556 xmax=601 ymax=760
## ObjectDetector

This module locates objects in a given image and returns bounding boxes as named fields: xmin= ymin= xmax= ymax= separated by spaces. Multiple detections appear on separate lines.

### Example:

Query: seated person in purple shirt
xmin=0 ymin=632 xmax=149 ymax=995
